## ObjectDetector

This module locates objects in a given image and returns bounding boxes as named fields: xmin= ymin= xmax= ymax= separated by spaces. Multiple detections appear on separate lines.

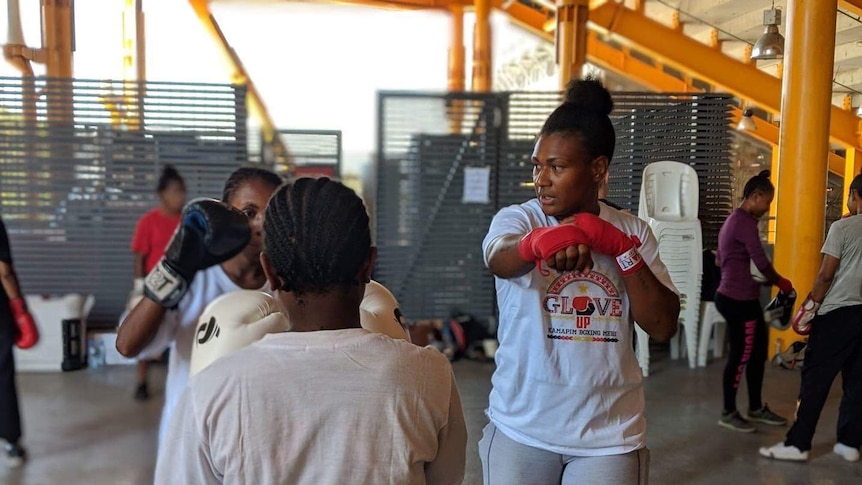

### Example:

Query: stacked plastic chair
xmin=635 ymin=161 xmax=703 ymax=376
xmin=697 ymin=249 xmax=726 ymax=367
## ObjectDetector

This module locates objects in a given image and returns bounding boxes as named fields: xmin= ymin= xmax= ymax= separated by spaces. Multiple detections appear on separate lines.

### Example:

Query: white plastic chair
xmin=697 ymin=301 xmax=726 ymax=367
xmin=639 ymin=161 xmax=700 ymax=222
xmin=635 ymin=161 xmax=703 ymax=375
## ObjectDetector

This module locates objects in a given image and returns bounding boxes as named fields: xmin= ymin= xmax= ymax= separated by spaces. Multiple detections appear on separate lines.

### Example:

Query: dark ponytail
xmin=539 ymin=76 xmax=616 ymax=162
xmin=742 ymin=170 xmax=774 ymax=199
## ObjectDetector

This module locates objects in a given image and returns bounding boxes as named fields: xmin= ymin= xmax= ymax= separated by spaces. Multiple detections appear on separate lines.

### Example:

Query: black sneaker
xmin=5 ymin=442 xmax=26 ymax=468
xmin=718 ymin=410 xmax=756 ymax=433
xmin=134 ymin=382 xmax=150 ymax=401
xmin=748 ymin=404 xmax=787 ymax=426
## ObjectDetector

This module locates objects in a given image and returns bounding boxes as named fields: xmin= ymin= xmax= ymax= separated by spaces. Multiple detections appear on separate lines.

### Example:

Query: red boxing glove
xmin=568 ymin=213 xmax=644 ymax=275
xmin=9 ymin=297 xmax=39 ymax=349
xmin=791 ymin=294 xmax=820 ymax=336
xmin=518 ymin=225 xmax=588 ymax=263
xmin=776 ymin=277 xmax=794 ymax=294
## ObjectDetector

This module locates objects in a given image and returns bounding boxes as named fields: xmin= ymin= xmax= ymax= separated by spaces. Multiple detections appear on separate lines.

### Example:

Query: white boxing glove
xmin=189 ymin=282 xmax=409 ymax=377
xmin=189 ymin=290 xmax=289 ymax=377
xmin=361 ymin=280 xmax=410 ymax=342
xmin=126 ymin=277 xmax=145 ymax=313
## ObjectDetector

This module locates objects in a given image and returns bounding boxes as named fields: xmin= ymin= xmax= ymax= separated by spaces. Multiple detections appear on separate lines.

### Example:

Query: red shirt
xmin=131 ymin=208 xmax=182 ymax=273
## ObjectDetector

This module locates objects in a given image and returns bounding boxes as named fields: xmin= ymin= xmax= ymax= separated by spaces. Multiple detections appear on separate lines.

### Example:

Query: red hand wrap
xmin=567 ymin=213 xmax=644 ymax=275
xmin=518 ymin=225 xmax=589 ymax=263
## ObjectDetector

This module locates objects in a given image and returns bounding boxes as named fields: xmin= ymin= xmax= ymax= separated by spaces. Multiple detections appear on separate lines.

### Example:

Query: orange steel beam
xmin=497 ymin=3 xmax=847 ymax=176
xmin=187 ymin=0 xmax=285 ymax=159
xmin=586 ymin=1 xmax=861 ymax=156
xmin=840 ymin=0 xmax=862 ymax=17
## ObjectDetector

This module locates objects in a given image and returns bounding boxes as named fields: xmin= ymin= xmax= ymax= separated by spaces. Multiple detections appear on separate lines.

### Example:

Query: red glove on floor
xmin=567 ymin=213 xmax=644 ymax=276
xmin=10 ymin=297 xmax=39 ymax=349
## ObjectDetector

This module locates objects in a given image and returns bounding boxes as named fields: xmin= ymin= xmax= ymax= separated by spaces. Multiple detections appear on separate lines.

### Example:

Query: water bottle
xmin=88 ymin=339 xmax=100 ymax=369
xmin=98 ymin=339 xmax=107 ymax=367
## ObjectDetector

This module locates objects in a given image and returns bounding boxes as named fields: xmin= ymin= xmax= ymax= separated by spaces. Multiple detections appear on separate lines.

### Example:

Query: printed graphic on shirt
xmin=543 ymin=263 xmax=623 ymax=343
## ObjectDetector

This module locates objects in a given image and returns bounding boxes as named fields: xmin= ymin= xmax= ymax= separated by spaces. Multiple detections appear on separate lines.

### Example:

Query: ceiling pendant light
xmin=737 ymin=108 xmax=757 ymax=131
xmin=752 ymin=2 xmax=785 ymax=60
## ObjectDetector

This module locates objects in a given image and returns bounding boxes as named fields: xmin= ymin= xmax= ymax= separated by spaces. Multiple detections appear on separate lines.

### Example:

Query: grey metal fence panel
xmin=274 ymin=129 xmax=342 ymax=178
xmin=606 ymin=93 xmax=733 ymax=248
xmin=376 ymin=93 xmax=502 ymax=321
xmin=0 ymin=77 xmax=248 ymax=327
xmin=376 ymin=91 xmax=732 ymax=322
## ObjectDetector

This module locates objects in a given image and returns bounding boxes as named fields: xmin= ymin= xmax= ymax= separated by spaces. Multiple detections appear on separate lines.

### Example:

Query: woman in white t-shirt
xmin=480 ymin=78 xmax=680 ymax=484
xmin=117 ymin=167 xmax=283 ymax=444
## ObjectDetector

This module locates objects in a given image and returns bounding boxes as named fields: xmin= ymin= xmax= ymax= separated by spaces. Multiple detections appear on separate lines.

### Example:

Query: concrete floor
xmin=2 ymin=349 xmax=861 ymax=484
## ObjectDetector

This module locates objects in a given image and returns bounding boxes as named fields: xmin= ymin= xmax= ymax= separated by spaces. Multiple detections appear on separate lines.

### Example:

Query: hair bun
xmin=758 ymin=170 xmax=771 ymax=179
xmin=563 ymin=76 xmax=613 ymax=116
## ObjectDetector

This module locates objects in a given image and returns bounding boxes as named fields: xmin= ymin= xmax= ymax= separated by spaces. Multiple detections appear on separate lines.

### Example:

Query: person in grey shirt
xmin=760 ymin=173 xmax=862 ymax=463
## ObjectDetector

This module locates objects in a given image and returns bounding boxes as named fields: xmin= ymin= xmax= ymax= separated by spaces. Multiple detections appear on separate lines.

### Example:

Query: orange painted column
xmin=772 ymin=0 xmax=838 ymax=357
xmin=472 ymin=0 xmax=492 ymax=91
xmin=556 ymin=0 xmax=589 ymax=89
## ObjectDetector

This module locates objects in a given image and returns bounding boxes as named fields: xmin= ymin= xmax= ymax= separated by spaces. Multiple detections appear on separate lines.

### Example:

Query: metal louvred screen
xmin=375 ymin=91 xmax=732 ymax=322
xmin=0 ymin=77 xmax=248 ymax=327
xmin=274 ymin=129 xmax=342 ymax=179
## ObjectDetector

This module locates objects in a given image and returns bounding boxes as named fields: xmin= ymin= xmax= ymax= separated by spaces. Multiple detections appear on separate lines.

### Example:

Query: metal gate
xmin=274 ymin=129 xmax=342 ymax=179
xmin=375 ymin=91 xmax=732 ymax=322
xmin=0 ymin=77 xmax=249 ymax=326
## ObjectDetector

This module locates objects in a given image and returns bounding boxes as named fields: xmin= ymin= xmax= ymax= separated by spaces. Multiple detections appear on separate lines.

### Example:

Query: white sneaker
xmin=833 ymin=443 xmax=860 ymax=462
xmin=759 ymin=441 xmax=809 ymax=461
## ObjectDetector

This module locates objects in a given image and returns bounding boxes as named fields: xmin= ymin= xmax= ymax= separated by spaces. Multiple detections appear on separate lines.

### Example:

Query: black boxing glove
xmin=144 ymin=198 xmax=251 ymax=308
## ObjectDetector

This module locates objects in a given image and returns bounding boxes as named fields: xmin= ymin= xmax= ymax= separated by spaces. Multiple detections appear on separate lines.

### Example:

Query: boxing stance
xmin=117 ymin=167 xmax=283 ymax=445
xmin=118 ymin=167 xmax=409 ymax=446
xmin=760 ymin=174 xmax=862 ymax=462
xmin=156 ymin=177 xmax=466 ymax=484
xmin=189 ymin=281 xmax=408 ymax=377
xmin=480 ymin=78 xmax=679 ymax=485
xmin=1 ymin=215 xmax=39 ymax=467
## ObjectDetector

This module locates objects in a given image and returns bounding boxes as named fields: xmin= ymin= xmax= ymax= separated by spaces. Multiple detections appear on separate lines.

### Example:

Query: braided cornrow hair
xmin=263 ymin=177 xmax=371 ymax=295
xmin=222 ymin=166 xmax=284 ymax=204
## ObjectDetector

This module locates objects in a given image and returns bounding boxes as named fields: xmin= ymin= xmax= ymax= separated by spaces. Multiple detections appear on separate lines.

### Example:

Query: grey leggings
xmin=478 ymin=422 xmax=650 ymax=485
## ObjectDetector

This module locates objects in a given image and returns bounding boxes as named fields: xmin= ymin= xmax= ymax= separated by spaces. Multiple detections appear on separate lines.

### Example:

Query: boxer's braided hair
xmin=264 ymin=177 xmax=371 ymax=295
xmin=222 ymin=166 xmax=283 ymax=204
xmin=743 ymin=170 xmax=774 ymax=200
xmin=540 ymin=76 xmax=616 ymax=163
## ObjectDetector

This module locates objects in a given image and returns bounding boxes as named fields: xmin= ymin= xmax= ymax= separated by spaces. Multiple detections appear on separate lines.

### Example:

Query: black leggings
xmin=714 ymin=292 xmax=768 ymax=413
xmin=0 ymin=315 xmax=22 ymax=444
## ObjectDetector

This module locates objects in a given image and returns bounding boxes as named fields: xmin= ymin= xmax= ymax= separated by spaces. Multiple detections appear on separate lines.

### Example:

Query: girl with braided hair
xmin=156 ymin=178 xmax=466 ymax=484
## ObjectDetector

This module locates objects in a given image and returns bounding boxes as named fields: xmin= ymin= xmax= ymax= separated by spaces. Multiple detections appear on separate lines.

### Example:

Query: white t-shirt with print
xmin=134 ymin=264 xmax=253 ymax=444
xmin=154 ymin=329 xmax=466 ymax=485
xmin=482 ymin=199 xmax=677 ymax=456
